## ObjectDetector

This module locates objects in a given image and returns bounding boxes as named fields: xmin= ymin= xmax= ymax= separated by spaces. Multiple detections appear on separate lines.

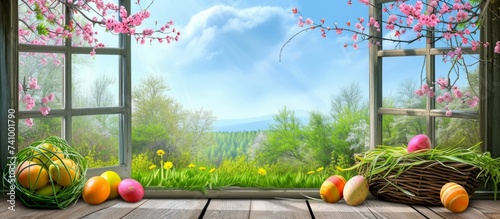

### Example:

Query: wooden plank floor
xmin=0 ymin=198 xmax=499 ymax=219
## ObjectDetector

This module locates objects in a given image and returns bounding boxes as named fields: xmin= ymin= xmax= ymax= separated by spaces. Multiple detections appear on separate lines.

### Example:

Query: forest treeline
xmin=18 ymin=73 xmax=480 ymax=171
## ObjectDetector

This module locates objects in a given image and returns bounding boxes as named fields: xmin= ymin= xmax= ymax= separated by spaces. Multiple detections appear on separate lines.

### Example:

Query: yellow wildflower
xmin=163 ymin=161 xmax=173 ymax=170
xmin=188 ymin=163 xmax=196 ymax=168
xmin=149 ymin=164 xmax=157 ymax=170
xmin=199 ymin=166 xmax=206 ymax=171
xmin=157 ymin=149 xmax=165 ymax=156
xmin=307 ymin=170 xmax=315 ymax=175
xmin=209 ymin=168 xmax=216 ymax=173
xmin=258 ymin=168 xmax=267 ymax=176
xmin=316 ymin=167 xmax=324 ymax=172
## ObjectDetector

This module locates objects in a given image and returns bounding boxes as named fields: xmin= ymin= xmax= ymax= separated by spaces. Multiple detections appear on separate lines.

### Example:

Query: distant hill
xmin=214 ymin=111 xmax=311 ymax=132
xmin=214 ymin=115 xmax=273 ymax=132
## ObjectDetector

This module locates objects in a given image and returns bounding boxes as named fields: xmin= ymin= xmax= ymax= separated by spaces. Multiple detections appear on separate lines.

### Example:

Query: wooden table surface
xmin=1 ymin=198 xmax=499 ymax=219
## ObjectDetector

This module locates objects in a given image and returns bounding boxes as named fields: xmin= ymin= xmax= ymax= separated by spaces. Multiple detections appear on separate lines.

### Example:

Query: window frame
xmin=369 ymin=0 xmax=482 ymax=149
xmin=10 ymin=0 xmax=132 ymax=178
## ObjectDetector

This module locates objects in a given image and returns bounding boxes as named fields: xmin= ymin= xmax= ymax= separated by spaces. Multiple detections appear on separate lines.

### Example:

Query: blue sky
xmin=129 ymin=0 xmax=474 ymax=120
xmin=130 ymin=0 xmax=374 ymax=120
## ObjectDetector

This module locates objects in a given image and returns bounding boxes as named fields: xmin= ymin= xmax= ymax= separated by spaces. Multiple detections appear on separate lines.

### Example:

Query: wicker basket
xmin=2 ymin=136 xmax=88 ymax=209
xmin=367 ymin=160 xmax=480 ymax=205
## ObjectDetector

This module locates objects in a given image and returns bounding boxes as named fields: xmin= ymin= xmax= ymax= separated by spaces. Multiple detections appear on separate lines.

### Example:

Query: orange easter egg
xmin=440 ymin=182 xmax=469 ymax=213
xmin=320 ymin=175 xmax=346 ymax=203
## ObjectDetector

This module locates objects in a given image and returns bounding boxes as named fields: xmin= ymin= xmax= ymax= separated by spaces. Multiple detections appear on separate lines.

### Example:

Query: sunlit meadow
xmin=127 ymin=149 xmax=355 ymax=192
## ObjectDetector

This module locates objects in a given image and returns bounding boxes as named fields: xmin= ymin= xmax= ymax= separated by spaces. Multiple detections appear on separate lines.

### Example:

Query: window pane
xmin=18 ymin=0 xmax=65 ymax=46
xmin=18 ymin=117 xmax=63 ymax=149
xmin=130 ymin=75 xmax=369 ymax=188
xmin=72 ymin=54 xmax=120 ymax=108
xmin=380 ymin=2 xmax=427 ymax=50
xmin=19 ymin=52 xmax=64 ymax=111
xmin=382 ymin=115 xmax=426 ymax=146
xmin=382 ymin=56 xmax=426 ymax=109
xmin=71 ymin=0 xmax=119 ymax=48
xmin=72 ymin=115 xmax=120 ymax=168
xmin=436 ymin=117 xmax=480 ymax=148
xmin=434 ymin=55 xmax=480 ymax=112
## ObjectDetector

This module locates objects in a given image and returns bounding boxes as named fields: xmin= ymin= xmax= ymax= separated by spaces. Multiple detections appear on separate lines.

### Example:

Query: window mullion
xmin=369 ymin=0 xmax=383 ymax=149
xmin=425 ymin=23 xmax=436 ymax=146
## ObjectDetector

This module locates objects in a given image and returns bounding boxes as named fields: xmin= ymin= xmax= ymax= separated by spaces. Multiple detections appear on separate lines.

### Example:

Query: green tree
xmin=132 ymin=74 xmax=183 ymax=158
xmin=304 ymin=111 xmax=334 ymax=167
xmin=180 ymin=108 xmax=216 ymax=164
xmin=329 ymin=83 xmax=368 ymax=164
xmin=131 ymin=74 xmax=215 ymax=166
xmin=258 ymin=106 xmax=306 ymax=164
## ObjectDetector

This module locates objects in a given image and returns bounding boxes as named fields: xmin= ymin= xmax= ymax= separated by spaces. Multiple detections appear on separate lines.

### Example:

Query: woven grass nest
xmin=345 ymin=144 xmax=500 ymax=206
xmin=3 ymin=136 xmax=88 ymax=209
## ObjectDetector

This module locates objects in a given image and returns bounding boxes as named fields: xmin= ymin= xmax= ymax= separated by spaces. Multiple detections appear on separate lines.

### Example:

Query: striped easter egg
xmin=440 ymin=182 xmax=469 ymax=213
xmin=320 ymin=175 xmax=346 ymax=203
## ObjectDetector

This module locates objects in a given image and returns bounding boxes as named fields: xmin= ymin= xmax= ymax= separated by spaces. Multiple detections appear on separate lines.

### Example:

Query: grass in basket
xmin=340 ymin=142 xmax=500 ymax=200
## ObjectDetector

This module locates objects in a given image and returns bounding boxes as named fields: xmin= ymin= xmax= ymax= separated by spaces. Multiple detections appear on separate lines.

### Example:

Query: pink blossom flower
xmin=25 ymin=118 xmax=33 ymax=128
xmin=471 ymin=40 xmax=479 ymax=51
xmin=442 ymin=92 xmax=453 ymax=103
xmin=467 ymin=96 xmax=479 ymax=108
xmin=355 ymin=23 xmax=364 ymax=31
xmin=142 ymin=29 xmax=154 ymax=36
xmin=443 ymin=32 xmax=452 ymax=40
xmin=436 ymin=96 xmax=444 ymax=103
xmin=369 ymin=17 xmax=379 ymax=28
xmin=494 ymin=41 xmax=500 ymax=54
xmin=297 ymin=19 xmax=305 ymax=27
xmin=436 ymin=78 xmax=448 ymax=89
xmin=359 ymin=0 xmax=370 ymax=5
xmin=414 ymin=89 xmax=424 ymax=96
xmin=440 ymin=3 xmax=450 ymax=14
xmin=387 ymin=14 xmax=398 ymax=24
xmin=406 ymin=15 xmax=414 ymax=27
xmin=29 ymin=78 xmax=40 ymax=89
xmin=305 ymin=18 xmax=313 ymax=25
xmin=412 ymin=23 xmax=423 ymax=32
xmin=445 ymin=109 xmax=453 ymax=116
xmin=352 ymin=33 xmax=358 ymax=42
xmin=22 ymin=94 xmax=35 ymax=110
xmin=47 ymin=93 xmax=55 ymax=102
xmin=39 ymin=106 xmax=50 ymax=116
xmin=427 ymin=90 xmax=435 ymax=97
xmin=453 ymin=88 xmax=462 ymax=99
xmin=456 ymin=11 xmax=468 ymax=22
xmin=462 ymin=37 xmax=468 ymax=45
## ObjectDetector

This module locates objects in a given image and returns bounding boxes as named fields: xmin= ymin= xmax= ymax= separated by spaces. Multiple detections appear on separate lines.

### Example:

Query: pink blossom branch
xmin=282 ymin=0 xmax=495 ymax=116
